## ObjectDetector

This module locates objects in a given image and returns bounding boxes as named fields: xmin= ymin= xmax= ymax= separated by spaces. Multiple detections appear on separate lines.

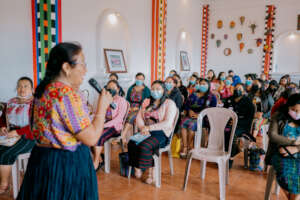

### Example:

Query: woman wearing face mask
xmin=245 ymin=75 xmax=254 ymax=94
xmin=173 ymin=74 xmax=188 ymax=102
xmin=121 ymin=73 xmax=151 ymax=145
xmin=223 ymin=83 xmax=255 ymax=168
xmin=92 ymin=80 xmax=128 ymax=170
xmin=169 ymin=70 xmax=177 ymax=77
xmin=165 ymin=77 xmax=183 ymax=111
xmin=180 ymin=78 xmax=217 ymax=157
xmin=108 ymin=73 xmax=125 ymax=97
xmin=128 ymin=80 xmax=177 ymax=184
xmin=187 ymin=74 xmax=198 ymax=95
xmin=0 ymin=77 xmax=36 ymax=194
xmin=219 ymin=76 xmax=234 ymax=100
xmin=265 ymin=94 xmax=300 ymax=200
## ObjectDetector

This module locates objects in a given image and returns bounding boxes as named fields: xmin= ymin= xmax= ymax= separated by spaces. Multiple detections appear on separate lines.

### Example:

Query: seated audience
xmin=180 ymin=78 xmax=217 ymax=157
xmin=219 ymin=76 xmax=234 ymax=100
xmin=224 ymin=83 xmax=255 ymax=167
xmin=187 ymin=74 xmax=198 ymax=95
xmin=273 ymin=75 xmax=289 ymax=101
xmin=92 ymin=80 xmax=128 ymax=170
xmin=108 ymin=73 xmax=125 ymax=97
xmin=121 ymin=73 xmax=151 ymax=144
xmin=173 ymin=74 xmax=188 ymax=102
xmin=266 ymin=94 xmax=300 ymax=200
xmin=0 ymin=77 xmax=35 ymax=194
xmin=228 ymin=69 xmax=241 ymax=86
xmin=128 ymin=80 xmax=177 ymax=184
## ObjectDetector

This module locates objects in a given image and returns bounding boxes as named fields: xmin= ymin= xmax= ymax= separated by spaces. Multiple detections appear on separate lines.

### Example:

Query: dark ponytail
xmin=34 ymin=42 xmax=82 ymax=99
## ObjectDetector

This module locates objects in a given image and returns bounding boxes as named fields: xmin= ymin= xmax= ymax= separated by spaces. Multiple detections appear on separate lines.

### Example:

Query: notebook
xmin=129 ymin=132 xmax=151 ymax=145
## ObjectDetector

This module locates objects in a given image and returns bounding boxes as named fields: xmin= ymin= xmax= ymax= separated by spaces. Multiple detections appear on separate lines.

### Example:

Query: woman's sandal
xmin=142 ymin=168 xmax=154 ymax=184
xmin=180 ymin=146 xmax=188 ymax=159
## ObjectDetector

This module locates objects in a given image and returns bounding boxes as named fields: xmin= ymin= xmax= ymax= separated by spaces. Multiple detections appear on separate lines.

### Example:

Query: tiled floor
xmin=0 ymin=144 xmax=284 ymax=200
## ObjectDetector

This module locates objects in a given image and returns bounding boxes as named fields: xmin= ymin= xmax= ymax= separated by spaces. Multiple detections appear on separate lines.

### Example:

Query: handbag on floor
xmin=119 ymin=142 xmax=134 ymax=177
xmin=249 ymin=145 xmax=265 ymax=171
xmin=171 ymin=134 xmax=181 ymax=158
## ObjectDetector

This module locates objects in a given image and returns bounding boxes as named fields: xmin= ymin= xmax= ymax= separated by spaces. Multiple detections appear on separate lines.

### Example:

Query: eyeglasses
xmin=73 ymin=61 xmax=87 ymax=67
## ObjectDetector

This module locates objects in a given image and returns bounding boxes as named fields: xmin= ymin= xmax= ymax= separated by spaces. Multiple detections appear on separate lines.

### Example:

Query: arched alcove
xmin=273 ymin=31 xmax=300 ymax=73
xmin=176 ymin=28 xmax=193 ymax=84
xmin=96 ymin=9 xmax=130 ymax=75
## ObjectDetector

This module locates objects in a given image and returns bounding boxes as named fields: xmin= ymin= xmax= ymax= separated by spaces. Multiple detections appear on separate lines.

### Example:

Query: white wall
xmin=0 ymin=0 xmax=33 ymax=102
xmin=206 ymin=0 xmax=300 ymax=81
xmin=1 ymin=0 xmax=299 ymax=102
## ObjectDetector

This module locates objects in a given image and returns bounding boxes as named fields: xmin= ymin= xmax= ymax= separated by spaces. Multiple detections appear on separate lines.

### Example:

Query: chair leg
xmin=128 ymin=166 xmax=132 ymax=179
xmin=218 ymin=161 xmax=226 ymax=200
xmin=243 ymin=148 xmax=249 ymax=168
xmin=11 ymin=162 xmax=18 ymax=199
xmin=200 ymin=160 xmax=207 ymax=180
xmin=225 ymin=159 xmax=229 ymax=185
xmin=183 ymin=152 xmax=193 ymax=191
xmin=168 ymin=150 xmax=174 ymax=175
xmin=274 ymin=182 xmax=280 ymax=196
xmin=154 ymin=154 xmax=161 ymax=188
xmin=264 ymin=166 xmax=275 ymax=200
xmin=104 ymin=141 xmax=111 ymax=173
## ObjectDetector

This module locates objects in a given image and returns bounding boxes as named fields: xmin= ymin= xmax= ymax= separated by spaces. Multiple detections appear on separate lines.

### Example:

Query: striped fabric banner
xmin=262 ymin=5 xmax=276 ymax=80
xmin=200 ymin=5 xmax=209 ymax=78
xmin=151 ymin=0 xmax=167 ymax=83
xmin=31 ymin=0 xmax=62 ymax=87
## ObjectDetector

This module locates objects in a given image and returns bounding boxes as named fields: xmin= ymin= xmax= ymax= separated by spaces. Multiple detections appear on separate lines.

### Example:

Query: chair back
xmin=168 ymin=108 xmax=180 ymax=142
xmin=195 ymin=107 xmax=238 ymax=155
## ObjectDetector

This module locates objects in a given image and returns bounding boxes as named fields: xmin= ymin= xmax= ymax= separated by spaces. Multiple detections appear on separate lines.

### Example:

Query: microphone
xmin=88 ymin=78 xmax=116 ymax=109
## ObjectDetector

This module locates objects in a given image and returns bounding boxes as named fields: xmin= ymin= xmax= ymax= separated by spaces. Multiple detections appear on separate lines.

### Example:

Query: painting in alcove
xmin=180 ymin=51 xmax=190 ymax=71
xmin=104 ymin=49 xmax=127 ymax=73
xmin=298 ymin=15 xmax=300 ymax=30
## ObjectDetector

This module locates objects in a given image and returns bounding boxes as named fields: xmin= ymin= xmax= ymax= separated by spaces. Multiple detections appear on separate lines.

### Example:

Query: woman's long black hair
xmin=146 ymin=80 xmax=168 ymax=111
xmin=34 ymin=42 xmax=82 ymax=99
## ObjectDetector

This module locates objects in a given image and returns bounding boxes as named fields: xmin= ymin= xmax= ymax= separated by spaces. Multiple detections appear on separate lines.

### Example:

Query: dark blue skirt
xmin=17 ymin=145 xmax=98 ymax=200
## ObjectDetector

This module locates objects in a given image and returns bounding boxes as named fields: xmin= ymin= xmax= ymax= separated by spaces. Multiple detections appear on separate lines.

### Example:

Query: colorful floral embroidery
xmin=32 ymin=82 xmax=92 ymax=151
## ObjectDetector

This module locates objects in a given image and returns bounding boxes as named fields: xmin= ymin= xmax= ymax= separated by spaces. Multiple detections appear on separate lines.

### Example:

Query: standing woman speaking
xmin=17 ymin=42 xmax=113 ymax=200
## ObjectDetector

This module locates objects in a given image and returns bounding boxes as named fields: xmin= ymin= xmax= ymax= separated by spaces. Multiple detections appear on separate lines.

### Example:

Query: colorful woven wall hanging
xmin=151 ymin=0 xmax=167 ymax=83
xmin=200 ymin=5 xmax=209 ymax=78
xmin=31 ymin=0 xmax=62 ymax=87
xmin=262 ymin=5 xmax=276 ymax=79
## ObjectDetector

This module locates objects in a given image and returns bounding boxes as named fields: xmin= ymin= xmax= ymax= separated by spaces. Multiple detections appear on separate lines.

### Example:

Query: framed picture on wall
xmin=298 ymin=14 xmax=300 ymax=30
xmin=104 ymin=49 xmax=127 ymax=73
xmin=180 ymin=51 xmax=190 ymax=71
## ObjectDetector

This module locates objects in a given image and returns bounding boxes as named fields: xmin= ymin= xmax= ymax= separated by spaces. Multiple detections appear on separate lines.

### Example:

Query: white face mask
xmin=289 ymin=110 xmax=300 ymax=120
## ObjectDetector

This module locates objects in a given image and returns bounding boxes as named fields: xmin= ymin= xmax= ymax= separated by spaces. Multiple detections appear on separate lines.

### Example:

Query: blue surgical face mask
xmin=197 ymin=85 xmax=208 ymax=93
xmin=189 ymin=80 xmax=196 ymax=85
xmin=165 ymin=83 xmax=173 ymax=91
xmin=220 ymin=76 xmax=226 ymax=81
xmin=151 ymin=90 xmax=163 ymax=100
xmin=245 ymin=80 xmax=252 ymax=86
xmin=225 ymin=80 xmax=232 ymax=86
xmin=135 ymin=80 xmax=144 ymax=86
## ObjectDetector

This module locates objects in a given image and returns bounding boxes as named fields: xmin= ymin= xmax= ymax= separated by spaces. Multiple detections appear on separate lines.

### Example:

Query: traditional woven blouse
xmin=32 ymin=82 xmax=92 ymax=151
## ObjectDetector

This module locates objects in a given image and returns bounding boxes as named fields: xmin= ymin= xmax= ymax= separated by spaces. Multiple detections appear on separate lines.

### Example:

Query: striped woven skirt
xmin=0 ymin=137 xmax=35 ymax=165
xmin=272 ymin=153 xmax=300 ymax=194
xmin=97 ymin=127 xmax=120 ymax=146
xmin=128 ymin=130 xmax=168 ymax=170
xmin=17 ymin=145 xmax=98 ymax=200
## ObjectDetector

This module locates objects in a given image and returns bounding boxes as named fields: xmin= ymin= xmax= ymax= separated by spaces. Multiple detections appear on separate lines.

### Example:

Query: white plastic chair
xmin=128 ymin=109 xmax=179 ymax=188
xmin=11 ymin=152 xmax=31 ymax=199
xmin=264 ymin=166 xmax=280 ymax=200
xmin=104 ymin=102 xmax=130 ymax=173
xmin=183 ymin=107 xmax=238 ymax=200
